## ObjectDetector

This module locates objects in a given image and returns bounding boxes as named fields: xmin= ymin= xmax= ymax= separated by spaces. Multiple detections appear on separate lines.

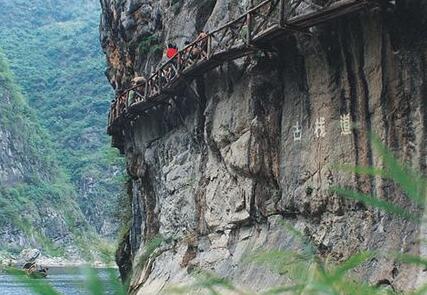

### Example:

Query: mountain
xmin=0 ymin=0 xmax=124 ymax=238
xmin=0 ymin=50 xmax=88 ymax=257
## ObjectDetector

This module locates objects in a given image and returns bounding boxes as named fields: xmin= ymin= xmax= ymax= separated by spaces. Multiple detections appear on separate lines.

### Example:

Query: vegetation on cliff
xmin=0 ymin=51 xmax=88 ymax=256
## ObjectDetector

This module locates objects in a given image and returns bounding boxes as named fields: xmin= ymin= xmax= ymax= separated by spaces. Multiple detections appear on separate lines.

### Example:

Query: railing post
xmin=125 ymin=93 xmax=129 ymax=111
xmin=207 ymin=35 xmax=212 ymax=59
xmin=144 ymin=81 xmax=148 ymax=101
xmin=157 ymin=73 xmax=162 ymax=93
xmin=246 ymin=12 xmax=252 ymax=45
xmin=279 ymin=0 xmax=285 ymax=27
xmin=177 ymin=53 xmax=182 ymax=72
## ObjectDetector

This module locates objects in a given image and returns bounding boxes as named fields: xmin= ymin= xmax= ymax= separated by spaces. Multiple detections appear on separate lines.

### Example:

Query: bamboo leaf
xmin=82 ymin=267 xmax=104 ymax=295
xmin=332 ymin=187 xmax=418 ymax=221
xmin=327 ymin=251 xmax=375 ymax=283
xmin=262 ymin=285 xmax=305 ymax=295
xmin=371 ymin=135 xmax=426 ymax=206
xmin=106 ymin=268 xmax=127 ymax=295
xmin=393 ymin=253 xmax=427 ymax=269
xmin=6 ymin=268 xmax=61 ymax=295
xmin=333 ymin=164 xmax=386 ymax=178
xmin=411 ymin=282 xmax=427 ymax=295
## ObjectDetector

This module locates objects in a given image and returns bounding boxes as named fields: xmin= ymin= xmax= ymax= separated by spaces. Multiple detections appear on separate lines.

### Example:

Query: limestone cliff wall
xmin=100 ymin=0 xmax=427 ymax=293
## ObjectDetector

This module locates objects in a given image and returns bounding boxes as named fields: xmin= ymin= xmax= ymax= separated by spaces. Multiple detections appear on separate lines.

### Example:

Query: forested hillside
xmin=0 ymin=0 xmax=124 ymax=237
xmin=0 ymin=50 xmax=90 ymax=257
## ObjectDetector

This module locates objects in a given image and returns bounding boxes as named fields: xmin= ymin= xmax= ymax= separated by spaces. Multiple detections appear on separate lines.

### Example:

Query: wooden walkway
xmin=108 ymin=0 xmax=381 ymax=148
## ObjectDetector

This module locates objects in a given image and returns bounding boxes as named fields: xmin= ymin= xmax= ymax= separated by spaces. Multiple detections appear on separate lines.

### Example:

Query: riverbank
xmin=0 ymin=253 xmax=116 ymax=270
xmin=36 ymin=256 xmax=115 ymax=268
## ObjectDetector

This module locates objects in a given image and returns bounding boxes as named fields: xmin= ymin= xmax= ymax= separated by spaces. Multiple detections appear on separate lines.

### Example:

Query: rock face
xmin=17 ymin=249 xmax=41 ymax=264
xmin=100 ymin=0 xmax=427 ymax=293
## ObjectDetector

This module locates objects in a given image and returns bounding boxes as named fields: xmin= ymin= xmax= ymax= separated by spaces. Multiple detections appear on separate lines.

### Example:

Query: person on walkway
xmin=126 ymin=75 xmax=145 ymax=106
xmin=184 ymin=40 xmax=191 ymax=52
xmin=127 ymin=89 xmax=136 ymax=107
xmin=195 ymin=30 xmax=209 ymax=59
xmin=182 ymin=40 xmax=193 ymax=67
xmin=196 ymin=30 xmax=208 ymax=42
xmin=166 ymin=43 xmax=178 ymax=59
xmin=132 ymin=75 xmax=147 ymax=86
xmin=109 ymin=99 xmax=117 ymax=124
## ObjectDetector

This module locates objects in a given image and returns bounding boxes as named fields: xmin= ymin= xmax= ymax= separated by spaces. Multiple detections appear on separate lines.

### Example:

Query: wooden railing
xmin=108 ymin=0 xmax=379 ymax=132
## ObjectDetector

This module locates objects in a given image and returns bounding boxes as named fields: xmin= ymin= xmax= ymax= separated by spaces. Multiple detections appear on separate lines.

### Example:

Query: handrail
xmin=116 ymin=0 xmax=276 ymax=99
xmin=108 ymin=0 xmax=378 ymax=132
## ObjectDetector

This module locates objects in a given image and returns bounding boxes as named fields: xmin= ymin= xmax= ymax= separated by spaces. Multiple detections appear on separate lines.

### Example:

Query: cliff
xmin=100 ymin=0 xmax=427 ymax=293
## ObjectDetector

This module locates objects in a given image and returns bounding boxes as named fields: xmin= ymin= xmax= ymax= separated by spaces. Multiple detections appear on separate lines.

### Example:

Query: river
xmin=0 ymin=267 xmax=121 ymax=295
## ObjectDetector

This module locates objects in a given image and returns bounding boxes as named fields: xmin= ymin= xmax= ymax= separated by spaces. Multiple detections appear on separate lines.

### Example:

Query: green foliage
xmin=0 ymin=179 xmax=88 ymax=257
xmin=333 ymin=187 xmax=417 ymax=221
xmin=137 ymin=235 xmax=164 ymax=269
xmin=0 ymin=46 xmax=118 ymax=260
xmin=83 ymin=268 xmax=105 ymax=295
xmin=113 ymin=179 xmax=133 ymax=244
xmin=168 ymin=270 xmax=237 ymax=295
xmin=7 ymin=268 xmax=61 ymax=295
xmin=0 ymin=52 xmax=89 ymax=256
xmin=138 ymin=35 xmax=162 ymax=57
xmin=0 ymin=0 xmax=125 ymax=240
xmin=333 ymin=134 xmax=426 ymax=222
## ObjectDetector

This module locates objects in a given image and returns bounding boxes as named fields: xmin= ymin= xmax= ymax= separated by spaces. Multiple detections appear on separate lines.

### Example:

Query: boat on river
xmin=23 ymin=262 xmax=48 ymax=279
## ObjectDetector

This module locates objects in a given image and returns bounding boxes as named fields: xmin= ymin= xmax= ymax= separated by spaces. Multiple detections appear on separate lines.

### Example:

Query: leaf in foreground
xmin=6 ymin=268 xmax=60 ymax=295
xmin=332 ymin=187 xmax=417 ymax=221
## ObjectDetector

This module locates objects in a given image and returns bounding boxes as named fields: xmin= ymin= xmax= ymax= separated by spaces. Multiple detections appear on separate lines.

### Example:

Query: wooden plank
xmin=279 ymin=0 xmax=285 ymax=26
xmin=252 ymin=24 xmax=281 ymax=41
xmin=288 ymin=0 xmax=369 ymax=28
xmin=247 ymin=13 xmax=252 ymax=45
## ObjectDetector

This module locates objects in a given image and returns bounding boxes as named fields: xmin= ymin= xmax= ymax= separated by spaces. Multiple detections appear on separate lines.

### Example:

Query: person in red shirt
xmin=166 ymin=43 xmax=178 ymax=59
